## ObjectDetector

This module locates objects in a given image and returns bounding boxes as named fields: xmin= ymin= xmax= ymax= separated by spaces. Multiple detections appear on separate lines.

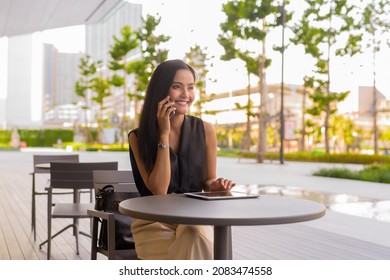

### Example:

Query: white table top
xmin=119 ymin=194 xmax=326 ymax=226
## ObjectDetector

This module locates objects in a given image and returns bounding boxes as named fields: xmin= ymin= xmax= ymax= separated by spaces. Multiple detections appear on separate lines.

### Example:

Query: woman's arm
xmin=129 ymin=132 xmax=171 ymax=195
xmin=203 ymin=121 xmax=235 ymax=191
xmin=128 ymin=97 xmax=175 ymax=195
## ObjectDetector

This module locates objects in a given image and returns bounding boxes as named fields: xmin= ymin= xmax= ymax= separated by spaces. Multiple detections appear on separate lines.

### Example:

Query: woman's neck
xmin=169 ymin=114 xmax=185 ymax=153
xmin=170 ymin=114 xmax=185 ymax=131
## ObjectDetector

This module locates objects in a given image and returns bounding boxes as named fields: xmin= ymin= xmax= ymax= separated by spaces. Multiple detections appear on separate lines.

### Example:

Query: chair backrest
xmin=33 ymin=154 xmax=79 ymax=174
xmin=93 ymin=170 xmax=138 ymax=194
xmin=50 ymin=162 xmax=118 ymax=190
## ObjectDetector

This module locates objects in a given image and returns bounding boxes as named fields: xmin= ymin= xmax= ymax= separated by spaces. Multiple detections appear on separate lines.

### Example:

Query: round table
xmin=119 ymin=194 xmax=326 ymax=259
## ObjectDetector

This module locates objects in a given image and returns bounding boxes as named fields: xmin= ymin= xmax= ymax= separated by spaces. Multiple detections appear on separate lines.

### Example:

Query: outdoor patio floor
xmin=1 ymin=150 xmax=390 ymax=260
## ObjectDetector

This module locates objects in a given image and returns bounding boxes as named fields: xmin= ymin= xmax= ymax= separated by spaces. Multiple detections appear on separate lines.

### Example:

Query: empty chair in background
xmin=31 ymin=154 xmax=79 ymax=241
xmin=39 ymin=161 xmax=118 ymax=260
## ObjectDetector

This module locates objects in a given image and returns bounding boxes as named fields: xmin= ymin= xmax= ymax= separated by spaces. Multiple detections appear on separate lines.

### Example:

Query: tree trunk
xmin=257 ymin=24 xmax=268 ymax=163
xmin=242 ymin=74 xmax=252 ymax=151
xmin=373 ymin=37 xmax=378 ymax=155
xmin=325 ymin=26 xmax=331 ymax=154
xmin=300 ymin=86 xmax=306 ymax=151
xmin=120 ymin=77 xmax=127 ymax=148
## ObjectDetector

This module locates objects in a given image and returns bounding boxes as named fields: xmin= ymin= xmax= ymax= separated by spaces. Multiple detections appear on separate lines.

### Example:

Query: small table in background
xmin=35 ymin=163 xmax=50 ymax=170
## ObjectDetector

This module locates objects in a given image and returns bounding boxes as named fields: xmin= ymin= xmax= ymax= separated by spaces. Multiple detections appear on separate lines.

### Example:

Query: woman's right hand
xmin=207 ymin=178 xmax=236 ymax=191
xmin=157 ymin=96 xmax=175 ymax=135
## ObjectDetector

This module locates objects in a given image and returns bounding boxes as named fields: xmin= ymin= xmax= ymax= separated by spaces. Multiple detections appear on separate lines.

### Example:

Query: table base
xmin=214 ymin=225 xmax=232 ymax=260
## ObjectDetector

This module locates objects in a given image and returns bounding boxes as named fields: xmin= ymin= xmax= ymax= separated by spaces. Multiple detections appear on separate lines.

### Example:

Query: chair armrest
xmin=88 ymin=208 xmax=118 ymax=259
xmin=87 ymin=209 xmax=115 ymax=220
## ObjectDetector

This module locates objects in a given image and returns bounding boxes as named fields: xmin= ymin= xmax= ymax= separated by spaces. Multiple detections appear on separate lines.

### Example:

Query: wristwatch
xmin=158 ymin=143 xmax=168 ymax=149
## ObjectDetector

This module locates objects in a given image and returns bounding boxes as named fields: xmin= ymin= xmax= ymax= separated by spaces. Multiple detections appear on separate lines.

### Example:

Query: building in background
xmin=3 ymin=34 xmax=43 ymax=129
xmin=44 ymin=1 xmax=142 ymax=131
xmin=0 ymin=0 xmax=141 ymax=131
xmin=203 ymin=84 xmax=390 ymax=152
xmin=202 ymin=84 xmax=307 ymax=152
xmin=357 ymin=86 xmax=390 ymax=127
xmin=43 ymin=44 xmax=82 ymax=128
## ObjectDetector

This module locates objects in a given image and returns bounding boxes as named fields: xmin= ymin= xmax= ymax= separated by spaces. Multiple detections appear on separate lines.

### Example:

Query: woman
xmin=128 ymin=59 xmax=235 ymax=260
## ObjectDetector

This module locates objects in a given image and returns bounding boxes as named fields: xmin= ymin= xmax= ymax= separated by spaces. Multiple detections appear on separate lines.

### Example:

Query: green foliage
xmin=0 ymin=129 xmax=74 ymax=147
xmin=328 ymin=115 xmax=359 ymax=150
xmin=91 ymin=77 xmax=111 ymax=106
xmin=108 ymin=25 xmax=139 ymax=71
xmin=358 ymin=164 xmax=390 ymax=183
xmin=314 ymin=164 xmax=390 ymax=184
xmin=131 ymin=15 xmax=171 ymax=94
xmin=75 ymin=54 xmax=103 ymax=143
xmin=110 ymin=74 xmax=124 ymax=87
xmin=380 ymin=128 xmax=390 ymax=141
xmin=218 ymin=0 xmax=284 ymax=75
xmin=43 ymin=129 xmax=73 ymax=146
xmin=65 ymin=142 xmax=129 ymax=152
xmin=137 ymin=15 xmax=170 ymax=64
xmin=91 ymin=76 xmax=111 ymax=142
xmin=313 ymin=168 xmax=361 ymax=180
xmin=75 ymin=55 xmax=101 ymax=101
xmin=0 ymin=130 xmax=12 ymax=144
xmin=108 ymin=25 xmax=139 ymax=146
xmin=220 ymin=149 xmax=390 ymax=165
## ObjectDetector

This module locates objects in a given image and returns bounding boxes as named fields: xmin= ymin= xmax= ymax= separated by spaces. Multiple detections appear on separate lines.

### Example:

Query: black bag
xmin=95 ymin=185 xmax=138 ymax=250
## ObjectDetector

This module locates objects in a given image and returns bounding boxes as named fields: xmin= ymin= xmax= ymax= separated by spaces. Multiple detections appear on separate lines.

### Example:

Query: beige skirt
xmin=131 ymin=218 xmax=214 ymax=260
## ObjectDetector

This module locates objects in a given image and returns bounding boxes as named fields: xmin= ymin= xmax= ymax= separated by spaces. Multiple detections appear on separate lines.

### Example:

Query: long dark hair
xmin=137 ymin=59 xmax=196 ymax=173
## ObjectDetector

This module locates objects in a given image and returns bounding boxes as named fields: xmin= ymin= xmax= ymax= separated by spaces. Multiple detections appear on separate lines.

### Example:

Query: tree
xmin=184 ymin=44 xmax=215 ymax=118
xmin=128 ymin=15 xmax=171 ymax=121
xmin=291 ymin=0 xmax=362 ymax=154
xmin=108 ymin=25 xmax=139 ymax=147
xmin=90 ymin=75 xmax=111 ymax=143
xmin=233 ymin=67 xmax=257 ymax=151
xmin=329 ymin=115 xmax=357 ymax=153
xmin=75 ymin=54 xmax=101 ymax=143
xmin=218 ymin=0 xmax=283 ymax=162
xmin=296 ymin=76 xmax=312 ymax=152
xmin=358 ymin=0 xmax=390 ymax=154
xmin=379 ymin=127 xmax=390 ymax=153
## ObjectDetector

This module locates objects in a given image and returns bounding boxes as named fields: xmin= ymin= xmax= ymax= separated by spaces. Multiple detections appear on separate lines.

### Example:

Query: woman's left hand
xmin=208 ymin=178 xmax=235 ymax=191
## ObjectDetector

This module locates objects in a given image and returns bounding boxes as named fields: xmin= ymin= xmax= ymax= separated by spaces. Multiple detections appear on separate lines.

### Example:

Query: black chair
xmin=31 ymin=154 xmax=79 ymax=241
xmin=88 ymin=170 xmax=139 ymax=260
xmin=39 ymin=161 xmax=118 ymax=260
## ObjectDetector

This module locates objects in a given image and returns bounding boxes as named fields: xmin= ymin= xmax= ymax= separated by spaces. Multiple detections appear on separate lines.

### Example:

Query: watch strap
xmin=158 ymin=143 xmax=168 ymax=149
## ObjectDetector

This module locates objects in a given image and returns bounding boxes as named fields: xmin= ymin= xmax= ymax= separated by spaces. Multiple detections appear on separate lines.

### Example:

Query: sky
xmin=6 ymin=0 xmax=390 ymax=114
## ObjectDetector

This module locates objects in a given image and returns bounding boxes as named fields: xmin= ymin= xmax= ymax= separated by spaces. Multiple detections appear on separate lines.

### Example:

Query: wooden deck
xmin=1 ymin=150 xmax=390 ymax=260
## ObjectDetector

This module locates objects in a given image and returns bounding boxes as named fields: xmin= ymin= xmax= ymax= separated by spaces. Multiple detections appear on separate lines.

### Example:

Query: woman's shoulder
xmin=202 ymin=120 xmax=215 ymax=134
xmin=128 ymin=128 xmax=139 ymax=144
xmin=187 ymin=115 xmax=211 ymax=126
xmin=186 ymin=115 xmax=213 ymax=131
xmin=128 ymin=128 xmax=139 ymax=137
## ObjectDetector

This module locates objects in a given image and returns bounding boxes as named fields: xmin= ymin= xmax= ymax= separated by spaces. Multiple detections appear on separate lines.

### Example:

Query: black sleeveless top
xmin=129 ymin=115 xmax=207 ymax=196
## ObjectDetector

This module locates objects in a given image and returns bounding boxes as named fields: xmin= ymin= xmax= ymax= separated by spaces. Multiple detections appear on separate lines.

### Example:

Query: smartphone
xmin=165 ymin=99 xmax=175 ymax=119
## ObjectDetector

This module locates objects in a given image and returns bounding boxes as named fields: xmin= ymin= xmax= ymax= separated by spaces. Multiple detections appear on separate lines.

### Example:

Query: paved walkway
xmin=1 ymin=149 xmax=390 ymax=259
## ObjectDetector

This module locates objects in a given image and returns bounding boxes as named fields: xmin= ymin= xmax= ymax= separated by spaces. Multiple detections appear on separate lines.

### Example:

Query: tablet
xmin=184 ymin=191 xmax=260 ymax=200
